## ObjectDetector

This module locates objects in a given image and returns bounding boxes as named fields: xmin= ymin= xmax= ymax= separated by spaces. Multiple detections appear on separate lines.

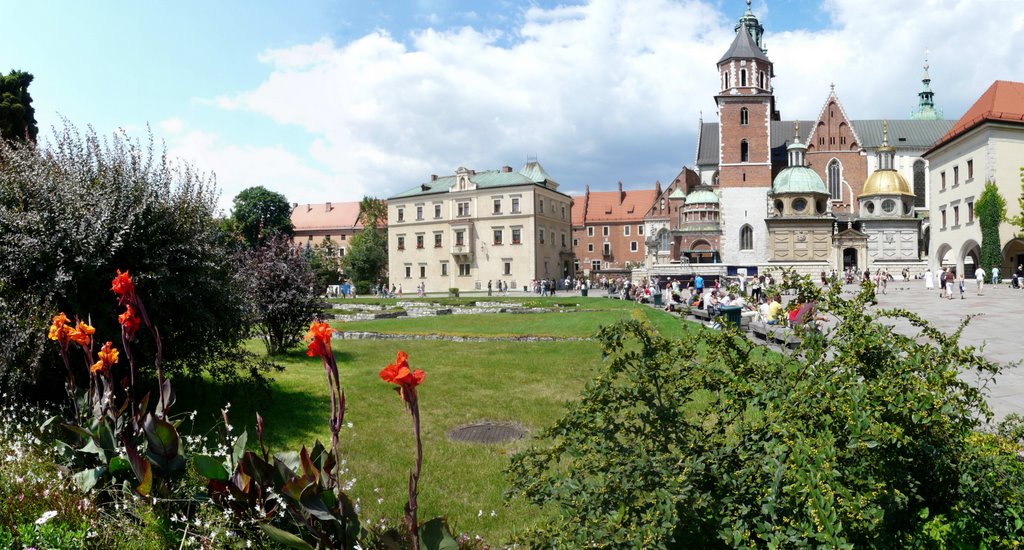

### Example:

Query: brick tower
xmin=716 ymin=0 xmax=777 ymax=266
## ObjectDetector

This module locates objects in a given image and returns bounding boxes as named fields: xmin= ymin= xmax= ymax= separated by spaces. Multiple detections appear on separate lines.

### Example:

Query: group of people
xmin=923 ymin=264 xmax=1024 ymax=299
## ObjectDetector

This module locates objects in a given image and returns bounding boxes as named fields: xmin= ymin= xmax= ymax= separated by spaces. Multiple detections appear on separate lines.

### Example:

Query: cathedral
xmin=647 ymin=1 xmax=954 ymax=278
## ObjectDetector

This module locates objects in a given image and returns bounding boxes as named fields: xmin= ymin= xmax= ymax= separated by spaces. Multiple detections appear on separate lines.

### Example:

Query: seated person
xmin=766 ymin=295 xmax=783 ymax=324
xmin=705 ymin=290 xmax=721 ymax=317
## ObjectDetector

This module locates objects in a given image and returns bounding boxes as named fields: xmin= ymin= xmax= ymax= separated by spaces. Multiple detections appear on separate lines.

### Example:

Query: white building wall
xmin=720 ymin=187 xmax=769 ymax=265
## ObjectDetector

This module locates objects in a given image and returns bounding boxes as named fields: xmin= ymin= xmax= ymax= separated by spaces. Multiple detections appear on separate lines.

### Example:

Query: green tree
xmin=1008 ymin=167 xmax=1024 ymax=234
xmin=342 ymin=197 xmax=388 ymax=291
xmin=975 ymin=181 xmax=1007 ymax=273
xmin=509 ymin=274 xmax=1024 ymax=547
xmin=306 ymin=237 xmax=343 ymax=292
xmin=0 ymin=122 xmax=267 ymax=394
xmin=0 ymin=70 xmax=37 ymax=143
xmin=230 ymin=186 xmax=294 ymax=247
xmin=238 ymin=235 xmax=321 ymax=355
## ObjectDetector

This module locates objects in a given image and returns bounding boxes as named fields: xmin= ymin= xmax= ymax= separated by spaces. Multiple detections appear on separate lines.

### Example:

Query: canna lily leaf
xmin=419 ymin=517 xmax=459 ymax=550
xmin=73 ymin=467 xmax=106 ymax=493
xmin=193 ymin=454 xmax=229 ymax=482
xmin=258 ymin=524 xmax=314 ymax=549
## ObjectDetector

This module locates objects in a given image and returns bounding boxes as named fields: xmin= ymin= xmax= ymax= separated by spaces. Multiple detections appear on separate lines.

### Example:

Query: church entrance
xmin=843 ymin=247 xmax=858 ymax=270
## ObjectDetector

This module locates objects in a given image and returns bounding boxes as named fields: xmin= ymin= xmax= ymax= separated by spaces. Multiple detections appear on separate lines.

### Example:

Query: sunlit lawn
xmin=179 ymin=297 xmax=699 ymax=543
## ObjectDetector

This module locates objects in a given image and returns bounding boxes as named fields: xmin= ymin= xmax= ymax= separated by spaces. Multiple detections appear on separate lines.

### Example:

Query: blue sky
xmin=4 ymin=1 xmax=1020 ymax=212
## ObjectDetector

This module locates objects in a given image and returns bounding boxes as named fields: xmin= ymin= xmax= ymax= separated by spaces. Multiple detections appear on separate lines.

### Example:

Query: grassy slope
xmin=179 ymin=298 xmax=699 ymax=542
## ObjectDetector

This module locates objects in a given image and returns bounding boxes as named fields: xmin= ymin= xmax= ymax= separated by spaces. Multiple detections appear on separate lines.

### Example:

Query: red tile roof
xmin=291 ymin=202 xmax=363 ymax=232
xmin=573 ymin=188 xmax=658 ymax=223
xmin=930 ymin=80 xmax=1024 ymax=153
xmin=570 ymin=194 xmax=587 ymax=227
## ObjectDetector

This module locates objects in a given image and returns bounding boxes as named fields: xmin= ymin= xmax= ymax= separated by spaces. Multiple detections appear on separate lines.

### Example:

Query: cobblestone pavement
xmin=864 ymin=279 xmax=1024 ymax=421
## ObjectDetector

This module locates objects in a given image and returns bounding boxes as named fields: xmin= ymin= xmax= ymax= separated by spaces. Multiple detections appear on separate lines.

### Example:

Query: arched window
xmin=758 ymin=71 xmax=765 ymax=89
xmin=740 ymin=140 xmax=749 ymax=163
xmin=740 ymin=108 xmax=748 ymax=125
xmin=740 ymin=69 xmax=747 ymax=87
xmin=913 ymin=160 xmax=926 ymax=207
xmin=723 ymin=71 xmax=730 ymax=89
xmin=827 ymin=158 xmax=842 ymax=200
xmin=739 ymin=224 xmax=753 ymax=250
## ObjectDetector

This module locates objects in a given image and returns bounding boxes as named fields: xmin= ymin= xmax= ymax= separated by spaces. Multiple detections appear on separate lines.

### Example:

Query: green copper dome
xmin=771 ymin=166 xmax=827 ymax=195
xmin=685 ymin=189 xmax=719 ymax=205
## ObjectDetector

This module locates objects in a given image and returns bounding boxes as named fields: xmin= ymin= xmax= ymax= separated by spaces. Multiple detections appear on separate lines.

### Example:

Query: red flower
xmin=118 ymin=304 xmax=141 ymax=338
xmin=379 ymin=350 xmax=426 ymax=389
xmin=48 ymin=313 xmax=73 ymax=347
xmin=304 ymin=321 xmax=335 ymax=358
xmin=68 ymin=321 xmax=95 ymax=349
xmin=111 ymin=269 xmax=135 ymax=303
xmin=91 ymin=341 xmax=118 ymax=375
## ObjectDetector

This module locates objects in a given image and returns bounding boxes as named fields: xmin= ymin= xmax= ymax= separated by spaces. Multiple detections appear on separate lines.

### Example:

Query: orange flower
xmin=68 ymin=321 xmax=95 ymax=349
xmin=304 ymin=321 xmax=335 ymax=358
xmin=48 ymin=313 xmax=73 ymax=346
xmin=379 ymin=351 xmax=426 ymax=389
xmin=118 ymin=304 xmax=141 ymax=337
xmin=111 ymin=266 xmax=136 ymax=303
xmin=91 ymin=341 xmax=118 ymax=375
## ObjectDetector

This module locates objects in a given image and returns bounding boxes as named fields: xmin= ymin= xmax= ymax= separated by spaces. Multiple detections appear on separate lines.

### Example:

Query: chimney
xmin=326 ymin=202 xmax=332 ymax=211
xmin=431 ymin=174 xmax=438 ymax=181
xmin=502 ymin=165 xmax=512 ymax=173
xmin=655 ymin=180 xmax=662 ymax=197
xmin=307 ymin=204 xmax=312 ymax=212
xmin=618 ymin=181 xmax=624 ymax=204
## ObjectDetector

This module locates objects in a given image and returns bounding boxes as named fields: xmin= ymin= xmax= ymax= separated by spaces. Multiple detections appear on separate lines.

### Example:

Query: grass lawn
xmin=178 ymin=298 xmax=700 ymax=543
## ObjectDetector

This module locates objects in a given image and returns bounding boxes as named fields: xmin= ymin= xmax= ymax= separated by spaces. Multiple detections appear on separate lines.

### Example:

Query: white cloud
xmin=158 ymin=117 xmax=185 ymax=135
xmin=204 ymin=0 xmax=1024 ymax=201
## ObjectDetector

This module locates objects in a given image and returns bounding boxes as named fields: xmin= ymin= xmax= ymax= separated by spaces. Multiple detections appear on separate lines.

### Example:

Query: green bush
xmin=509 ymin=276 xmax=1024 ymax=547
xmin=0 ymin=123 xmax=263 ymax=394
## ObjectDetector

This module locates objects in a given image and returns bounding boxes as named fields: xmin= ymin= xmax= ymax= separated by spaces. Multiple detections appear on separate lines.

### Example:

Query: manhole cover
xmin=448 ymin=422 xmax=527 ymax=444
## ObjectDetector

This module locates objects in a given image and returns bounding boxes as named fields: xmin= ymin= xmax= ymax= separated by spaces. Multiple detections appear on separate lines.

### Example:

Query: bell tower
xmin=716 ymin=0 xmax=777 ymax=264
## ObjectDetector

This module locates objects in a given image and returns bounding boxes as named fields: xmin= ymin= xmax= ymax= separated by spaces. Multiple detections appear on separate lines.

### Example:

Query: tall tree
xmin=975 ymin=181 xmax=1007 ymax=272
xmin=1009 ymin=167 xmax=1024 ymax=234
xmin=343 ymin=196 xmax=388 ymax=291
xmin=230 ymin=186 xmax=294 ymax=247
xmin=0 ymin=70 xmax=38 ymax=143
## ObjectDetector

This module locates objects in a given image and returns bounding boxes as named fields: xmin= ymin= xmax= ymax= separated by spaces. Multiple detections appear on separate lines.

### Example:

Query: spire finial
xmin=882 ymin=120 xmax=889 ymax=147
xmin=923 ymin=48 xmax=931 ymax=80
xmin=830 ymin=82 xmax=835 ymax=93
xmin=793 ymin=120 xmax=800 ymax=141
xmin=746 ymin=0 xmax=752 ymax=12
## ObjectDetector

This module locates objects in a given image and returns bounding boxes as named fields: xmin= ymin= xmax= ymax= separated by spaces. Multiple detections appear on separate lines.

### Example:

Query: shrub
xmin=509 ymin=276 xmax=1024 ymax=547
xmin=0 ymin=123 xmax=260 ymax=394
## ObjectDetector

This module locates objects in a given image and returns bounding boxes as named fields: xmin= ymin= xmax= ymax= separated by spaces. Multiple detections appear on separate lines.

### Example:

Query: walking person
xmin=924 ymin=268 xmax=934 ymax=291
xmin=991 ymin=266 xmax=1000 ymax=285
xmin=975 ymin=266 xmax=985 ymax=296
xmin=944 ymin=268 xmax=954 ymax=300
xmin=959 ymin=273 xmax=966 ymax=299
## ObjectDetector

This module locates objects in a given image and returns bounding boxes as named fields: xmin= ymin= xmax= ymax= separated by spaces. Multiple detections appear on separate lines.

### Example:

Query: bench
xmin=749 ymin=320 xmax=802 ymax=348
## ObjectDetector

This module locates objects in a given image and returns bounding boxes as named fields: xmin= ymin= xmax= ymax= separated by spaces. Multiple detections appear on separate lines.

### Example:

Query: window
xmin=602 ymin=226 xmax=609 ymax=237
xmin=587 ymin=243 xmax=594 ymax=252
xmin=573 ymin=238 xmax=579 ymax=246
xmin=740 ymin=107 xmax=748 ymax=125
xmin=539 ymin=199 xmax=544 ymax=213
xmin=758 ymin=71 xmax=766 ymax=89
xmin=397 ymin=208 xmax=404 ymax=222
xmin=953 ymin=166 xmax=959 ymax=186
xmin=493 ymin=199 xmax=501 ymax=214
xmin=397 ymin=236 xmax=405 ymax=250
xmin=493 ymin=229 xmax=503 ymax=245
xmin=638 ymin=225 xmax=644 ymax=236
xmin=459 ymin=263 xmax=471 ymax=276
xmin=740 ymin=69 xmax=747 ymax=87
xmin=561 ymin=206 xmax=566 ymax=219
xmin=941 ymin=209 xmax=947 ymax=228
xmin=793 ymin=198 xmax=807 ymax=212
xmin=881 ymin=199 xmax=895 ymax=214
xmin=539 ymin=228 xmax=545 ymax=244
xmin=587 ymin=226 xmax=594 ymax=237
xmin=941 ymin=171 xmax=946 ymax=190
xmin=434 ymin=204 xmax=442 ymax=219
xmin=953 ymin=205 xmax=959 ymax=226
xmin=603 ymin=243 xmax=611 ymax=256
xmin=630 ymin=241 xmax=638 ymax=252
xmin=441 ymin=262 xmax=448 ymax=276
xmin=550 ymin=230 xmax=555 ymax=244
xmin=739 ymin=224 xmax=753 ymax=250
xmin=419 ymin=265 xmax=426 ymax=279
xmin=967 ymin=201 xmax=974 ymax=223
xmin=457 ymin=201 xmax=470 ymax=217
xmin=434 ymin=233 xmax=442 ymax=247
xmin=416 ymin=235 xmax=424 ymax=249
xmin=591 ymin=260 xmax=601 ymax=272
xmin=511 ymin=197 xmax=520 ymax=213
xmin=503 ymin=261 xmax=511 ymax=276
xmin=404 ymin=266 xmax=411 ymax=278
xmin=723 ymin=71 xmax=730 ymax=89
xmin=416 ymin=206 xmax=423 ymax=220
xmin=561 ymin=233 xmax=567 ymax=247
xmin=338 ymin=248 xmax=345 ymax=257
xmin=740 ymin=140 xmax=749 ymax=162
xmin=455 ymin=231 xmax=465 ymax=246
xmin=913 ymin=160 xmax=926 ymax=208
xmin=967 ymin=159 xmax=974 ymax=180
xmin=624 ymin=225 xmax=630 ymax=236
xmin=828 ymin=159 xmax=842 ymax=200
xmin=512 ymin=228 xmax=521 ymax=244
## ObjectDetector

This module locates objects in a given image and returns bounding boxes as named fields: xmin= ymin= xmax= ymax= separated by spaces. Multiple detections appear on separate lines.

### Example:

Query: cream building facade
xmin=926 ymin=80 xmax=1024 ymax=276
xmin=387 ymin=162 xmax=573 ymax=292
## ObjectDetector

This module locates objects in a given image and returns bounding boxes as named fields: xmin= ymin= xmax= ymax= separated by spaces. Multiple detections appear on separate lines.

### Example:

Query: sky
xmin=4 ymin=0 xmax=1023 ymax=214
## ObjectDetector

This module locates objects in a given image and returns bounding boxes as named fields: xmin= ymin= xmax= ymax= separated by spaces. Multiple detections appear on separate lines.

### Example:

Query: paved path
xmin=864 ymin=280 xmax=1024 ymax=421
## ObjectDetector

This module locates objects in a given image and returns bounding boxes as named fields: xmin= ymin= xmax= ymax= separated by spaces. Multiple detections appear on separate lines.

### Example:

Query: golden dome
xmin=860 ymin=170 xmax=913 ymax=198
